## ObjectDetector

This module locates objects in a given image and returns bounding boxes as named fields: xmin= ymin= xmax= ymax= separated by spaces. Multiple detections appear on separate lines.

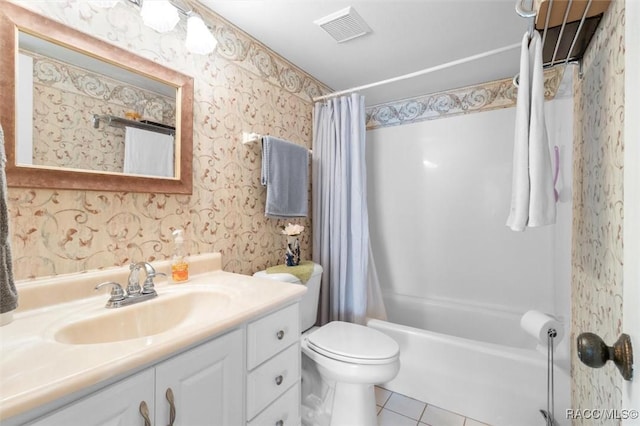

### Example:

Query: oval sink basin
xmin=54 ymin=291 xmax=229 ymax=345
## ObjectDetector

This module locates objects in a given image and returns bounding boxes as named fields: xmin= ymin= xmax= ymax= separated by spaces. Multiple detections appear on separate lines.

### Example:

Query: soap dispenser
xmin=171 ymin=229 xmax=189 ymax=283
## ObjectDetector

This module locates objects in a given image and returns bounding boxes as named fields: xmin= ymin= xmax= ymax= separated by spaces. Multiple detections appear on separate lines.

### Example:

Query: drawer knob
xmin=276 ymin=330 xmax=285 ymax=340
xmin=275 ymin=375 xmax=284 ymax=385
xmin=276 ymin=421 xmax=284 ymax=426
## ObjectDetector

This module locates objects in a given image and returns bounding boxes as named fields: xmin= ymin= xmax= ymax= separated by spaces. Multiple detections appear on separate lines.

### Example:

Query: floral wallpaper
xmin=365 ymin=66 xmax=564 ymax=130
xmin=7 ymin=0 xmax=329 ymax=280
xmin=571 ymin=0 xmax=625 ymax=422
xmin=27 ymin=51 xmax=175 ymax=172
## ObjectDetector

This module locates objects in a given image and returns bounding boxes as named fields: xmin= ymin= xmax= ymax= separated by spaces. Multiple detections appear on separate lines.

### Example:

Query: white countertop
xmin=0 ymin=253 xmax=306 ymax=422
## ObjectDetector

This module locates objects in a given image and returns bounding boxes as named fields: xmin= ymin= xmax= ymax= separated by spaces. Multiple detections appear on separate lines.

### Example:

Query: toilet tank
xmin=253 ymin=263 xmax=323 ymax=332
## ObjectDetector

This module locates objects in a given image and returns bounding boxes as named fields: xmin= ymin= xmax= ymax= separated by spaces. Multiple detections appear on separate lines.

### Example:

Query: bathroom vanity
xmin=0 ymin=253 xmax=305 ymax=425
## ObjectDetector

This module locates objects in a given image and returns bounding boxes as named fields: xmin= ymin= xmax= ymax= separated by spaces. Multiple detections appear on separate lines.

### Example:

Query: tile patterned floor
xmin=375 ymin=386 xmax=491 ymax=426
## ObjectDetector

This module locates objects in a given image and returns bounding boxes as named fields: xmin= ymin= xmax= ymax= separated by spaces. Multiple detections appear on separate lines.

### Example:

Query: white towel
xmin=506 ymin=32 xmax=532 ymax=232
xmin=123 ymin=127 xmax=174 ymax=177
xmin=527 ymin=32 xmax=556 ymax=227
xmin=506 ymin=31 xmax=556 ymax=231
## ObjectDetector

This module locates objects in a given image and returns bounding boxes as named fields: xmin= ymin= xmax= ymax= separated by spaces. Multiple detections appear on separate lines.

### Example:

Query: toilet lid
xmin=306 ymin=321 xmax=399 ymax=364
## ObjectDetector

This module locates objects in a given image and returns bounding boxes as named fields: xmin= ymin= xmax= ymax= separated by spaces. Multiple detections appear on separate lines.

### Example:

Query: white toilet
xmin=254 ymin=263 xmax=400 ymax=426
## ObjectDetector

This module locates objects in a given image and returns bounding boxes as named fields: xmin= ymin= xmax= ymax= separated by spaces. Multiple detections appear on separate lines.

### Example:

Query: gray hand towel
xmin=0 ymin=124 xmax=18 ymax=314
xmin=261 ymin=136 xmax=309 ymax=218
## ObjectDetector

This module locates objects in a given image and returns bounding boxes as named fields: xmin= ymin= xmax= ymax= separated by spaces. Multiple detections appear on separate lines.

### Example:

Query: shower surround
xmin=365 ymin=0 xmax=626 ymax=419
xmin=365 ymin=70 xmax=574 ymax=425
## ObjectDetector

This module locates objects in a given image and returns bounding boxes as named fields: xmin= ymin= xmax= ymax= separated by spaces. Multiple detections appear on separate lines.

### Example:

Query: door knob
xmin=576 ymin=332 xmax=633 ymax=381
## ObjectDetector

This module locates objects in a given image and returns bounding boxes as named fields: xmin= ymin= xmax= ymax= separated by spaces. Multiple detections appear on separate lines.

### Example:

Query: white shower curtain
xmin=312 ymin=93 xmax=386 ymax=325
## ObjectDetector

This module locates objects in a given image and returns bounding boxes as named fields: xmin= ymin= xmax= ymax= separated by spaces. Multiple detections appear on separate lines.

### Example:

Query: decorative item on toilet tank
xmin=282 ymin=223 xmax=303 ymax=266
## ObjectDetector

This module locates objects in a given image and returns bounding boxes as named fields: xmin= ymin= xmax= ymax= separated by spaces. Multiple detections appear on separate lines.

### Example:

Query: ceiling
xmin=196 ymin=0 xmax=531 ymax=106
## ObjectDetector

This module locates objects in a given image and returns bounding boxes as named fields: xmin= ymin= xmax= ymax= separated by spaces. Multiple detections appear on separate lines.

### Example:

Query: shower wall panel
xmin=366 ymin=96 xmax=572 ymax=321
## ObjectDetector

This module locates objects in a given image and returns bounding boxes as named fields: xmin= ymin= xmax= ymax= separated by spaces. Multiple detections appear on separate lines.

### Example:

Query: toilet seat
xmin=305 ymin=321 xmax=399 ymax=365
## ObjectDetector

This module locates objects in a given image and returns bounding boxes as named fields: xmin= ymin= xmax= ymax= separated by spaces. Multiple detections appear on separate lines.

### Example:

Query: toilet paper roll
xmin=520 ymin=310 xmax=564 ymax=345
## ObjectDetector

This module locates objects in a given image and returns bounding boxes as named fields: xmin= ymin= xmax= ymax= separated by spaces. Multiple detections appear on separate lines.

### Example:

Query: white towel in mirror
xmin=123 ymin=127 xmax=174 ymax=177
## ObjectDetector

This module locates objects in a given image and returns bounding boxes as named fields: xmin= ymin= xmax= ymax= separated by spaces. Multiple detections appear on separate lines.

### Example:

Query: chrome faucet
xmin=95 ymin=262 xmax=166 ymax=308
xmin=131 ymin=261 xmax=167 ymax=296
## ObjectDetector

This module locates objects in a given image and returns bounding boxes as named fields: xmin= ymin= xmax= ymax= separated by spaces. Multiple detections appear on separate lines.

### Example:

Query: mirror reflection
xmin=1 ymin=1 xmax=194 ymax=194
xmin=17 ymin=32 xmax=177 ymax=178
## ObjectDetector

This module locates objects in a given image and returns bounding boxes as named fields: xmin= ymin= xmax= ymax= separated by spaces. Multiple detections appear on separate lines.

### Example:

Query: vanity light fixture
xmin=140 ymin=0 xmax=180 ymax=33
xmin=110 ymin=0 xmax=218 ymax=55
xmin=185 ymin=14 xmax=217 ymax=55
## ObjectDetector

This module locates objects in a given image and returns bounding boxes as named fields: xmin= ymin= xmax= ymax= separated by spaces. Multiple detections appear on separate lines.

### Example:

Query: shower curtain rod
xmin=312 ymin=42 xmax=521 ymax=102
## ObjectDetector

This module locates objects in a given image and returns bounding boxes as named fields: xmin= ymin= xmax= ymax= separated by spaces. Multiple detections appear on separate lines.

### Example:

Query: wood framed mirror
xmin=0 ymin=1 xmax=194 ymax=194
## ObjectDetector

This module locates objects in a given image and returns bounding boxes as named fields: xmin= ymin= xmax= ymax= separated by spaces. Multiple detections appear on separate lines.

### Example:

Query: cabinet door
xmin=28 ymin=369 xmax=155 ymax=426
xmin=155 ymin=328 xmax=244 ymax=426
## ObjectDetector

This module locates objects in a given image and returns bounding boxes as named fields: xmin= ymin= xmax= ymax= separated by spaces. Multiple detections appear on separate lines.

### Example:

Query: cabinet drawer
xmin=246 ymin=343 xmax=300 ymax=419
xmin=247 ymin=303 xmax=299 ymax=369
xmin=247 ymin=382 xmax=300 ymax=426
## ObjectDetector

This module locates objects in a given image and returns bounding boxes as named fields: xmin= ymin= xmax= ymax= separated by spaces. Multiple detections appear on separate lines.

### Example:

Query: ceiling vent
xmin=314 ymin=6 xmax=372 ymax=43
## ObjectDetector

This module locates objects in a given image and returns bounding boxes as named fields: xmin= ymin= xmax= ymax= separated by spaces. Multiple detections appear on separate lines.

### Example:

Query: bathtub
xmin=367 ymin=294 xmax=571 ymax=426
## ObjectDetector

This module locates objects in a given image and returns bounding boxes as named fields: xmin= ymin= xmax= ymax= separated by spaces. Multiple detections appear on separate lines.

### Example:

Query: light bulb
xmin=140 ymin=0 xmax=180 ymax=33
xmin=185 ymin=15 xmax=217 ymax=55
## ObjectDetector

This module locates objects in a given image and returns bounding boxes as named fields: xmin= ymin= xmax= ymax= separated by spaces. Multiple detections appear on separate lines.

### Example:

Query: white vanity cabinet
xmin=246 ymin=303 xmax=301 ymax=426
xmin=27 ymin=369 xmax=155 ymax=426
xmin=154 ymin=328 xmax=243 ymax=425
xmin=16 ymin=301 xmax=304 ymax=426
xmin=27 ymin=328 xmax=243 ymax=426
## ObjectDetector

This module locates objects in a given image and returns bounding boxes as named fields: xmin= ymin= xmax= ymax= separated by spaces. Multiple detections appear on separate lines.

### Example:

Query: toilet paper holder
xmin=576 ymin=332 xmax=633 ymax=381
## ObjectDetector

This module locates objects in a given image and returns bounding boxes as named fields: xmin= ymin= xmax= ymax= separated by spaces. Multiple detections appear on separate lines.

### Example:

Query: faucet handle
xmin=142 ymin=271 xmax=167 ymax=295
xmin=95 ymin=281 xmax=126 ymax=302
xmin=141 ymin=262 xmax=156 ymax=276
